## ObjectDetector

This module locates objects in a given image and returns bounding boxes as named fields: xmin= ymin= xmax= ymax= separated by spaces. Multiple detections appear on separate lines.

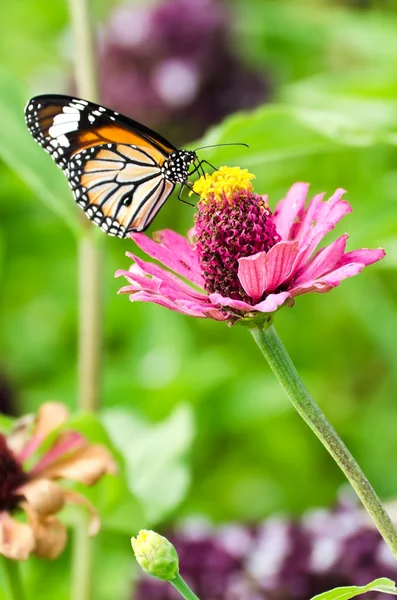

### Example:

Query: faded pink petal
xmin=31 ymin=431 xmax=86 ymax=476
xmin=0 ymin=512 xmax=35 ymax=560
xmin=19 ymin=403 xmax=70 ymax=462
xmin=273 ymin=183 xmax=309 ymax=240
xmin=131 ymin=231 xmax=204 ymax=287
xmin=62 ymin=489 xmax=100 ymax=536
xmin=36 ymin=444 xmax=117 ymax=485
xmin=237 ymin=252 xmax=268 ymax=301
xmin=264 ymin=241 xmax=300 ymax=293
xmin=26 ymin=512 xmax=67 ymax=560
xmin=7 ymin=414 xmax=36 ymax=457
xmin=19 ymin=479 xmax=65 ymax=517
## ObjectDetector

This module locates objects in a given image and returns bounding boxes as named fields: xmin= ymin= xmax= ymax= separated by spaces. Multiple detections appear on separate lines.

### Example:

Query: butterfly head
xmin=162 ymin=150 xmax=197 ymax=184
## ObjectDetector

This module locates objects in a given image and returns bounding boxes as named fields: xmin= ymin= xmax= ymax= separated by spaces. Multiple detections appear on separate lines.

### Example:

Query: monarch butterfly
xmin=24 ymin=94 xmax=201 ymax=238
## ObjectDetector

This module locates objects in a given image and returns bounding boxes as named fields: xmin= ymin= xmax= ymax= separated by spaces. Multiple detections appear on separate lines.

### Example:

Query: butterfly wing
xmin=68 ymin=143 xmax=175 ymax=236
xmin=25 ymin=94 xmax=177 ymax=236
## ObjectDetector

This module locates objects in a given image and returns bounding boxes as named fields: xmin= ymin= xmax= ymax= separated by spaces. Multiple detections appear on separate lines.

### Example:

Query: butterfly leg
xmin=189 ymin=162 xmax=205 ymax=177
xmin=198 ymin=159 xmax=218 ymax=172
xmin=177 ymin=184 xmax=195 ymax=207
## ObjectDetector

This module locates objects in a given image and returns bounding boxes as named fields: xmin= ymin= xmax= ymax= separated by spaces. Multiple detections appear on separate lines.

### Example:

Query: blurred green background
xmin=1 ymin=0 xmax=397 ymax=597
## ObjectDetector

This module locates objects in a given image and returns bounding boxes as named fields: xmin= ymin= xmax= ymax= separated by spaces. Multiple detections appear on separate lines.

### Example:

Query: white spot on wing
xmin=57 ymin=134 xmax=70 ymax=147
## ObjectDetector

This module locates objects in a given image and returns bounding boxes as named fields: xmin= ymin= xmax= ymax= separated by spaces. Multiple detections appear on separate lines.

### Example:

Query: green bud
xmin=131 ymin=529 xmax=179 ymax=581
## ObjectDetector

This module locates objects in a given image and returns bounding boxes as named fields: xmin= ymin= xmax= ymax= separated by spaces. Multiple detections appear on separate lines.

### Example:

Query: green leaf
xmin=311 ymin=577 xmax=397 ymax=600
xmin=0 ymin=413 xmax=15 ymax=434
xmin=103 ymin=404 xmax=194 ymax=524
xmin=0 ymin=69 xmax=81 ymax=233
xmin=284 ymin=68 xmax=397 ymax=147
xmin=191 ymin=104 xmax=339 ymax=170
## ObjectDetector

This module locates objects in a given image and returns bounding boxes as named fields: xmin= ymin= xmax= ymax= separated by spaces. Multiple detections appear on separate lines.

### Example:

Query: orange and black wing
xmin=25 ymin=94 xmax=177 ymax=236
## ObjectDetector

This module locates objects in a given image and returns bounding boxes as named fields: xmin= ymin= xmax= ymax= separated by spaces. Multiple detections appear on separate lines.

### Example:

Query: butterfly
xmin=24 ymin=94 xmax=201 ymax=238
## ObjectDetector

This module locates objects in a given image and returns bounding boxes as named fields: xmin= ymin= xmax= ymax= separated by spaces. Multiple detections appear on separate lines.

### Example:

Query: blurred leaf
xmin=311 ymin=578 xmax=397 ymax=599
xmin=0 ymin=70 xmax=81 ymax=233
xmin=284 ymin=69 xmax=397 ymax=146
xmin=0 ymin=413 xmax=14 ymax=433
xmin=68 ymin=410 xmax=116 ymax=446
xmin=103 ymin=404 xmax=194 ymax=524
xmin=192 ymin=104 xmax=338 ymax=170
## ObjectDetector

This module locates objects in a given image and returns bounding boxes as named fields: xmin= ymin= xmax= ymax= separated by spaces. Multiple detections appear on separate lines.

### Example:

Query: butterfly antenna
xmin=193 ymin=142 xmax=249 ymax=151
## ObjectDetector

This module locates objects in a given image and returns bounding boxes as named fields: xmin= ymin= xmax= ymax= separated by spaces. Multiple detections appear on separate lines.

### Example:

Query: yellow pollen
xmin=192 ymin=166 xmax=255 ymax=203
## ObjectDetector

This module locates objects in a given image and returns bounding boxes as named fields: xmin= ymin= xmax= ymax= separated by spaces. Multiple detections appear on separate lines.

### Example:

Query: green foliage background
xmin=1 ymin=1 xmax=397 ymax=598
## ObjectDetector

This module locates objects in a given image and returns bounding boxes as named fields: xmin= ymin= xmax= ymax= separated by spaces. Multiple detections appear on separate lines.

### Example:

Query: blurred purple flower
xmin=133 ymin=505 xmax=397 ymax=600
xmin=99 ymin=0 xmax=269 ymax=144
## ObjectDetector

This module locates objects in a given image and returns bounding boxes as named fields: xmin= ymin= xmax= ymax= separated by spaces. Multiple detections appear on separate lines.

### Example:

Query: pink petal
xmin=290 ymin=192 xmax=325 ymax=241
xmin=209 ymin=293 xmax=258 ymax=312
xmin=208 ymin=291 xmax=291 ymax=314
xmin=289 ymin=190 xmax=352 ymax=277
xmin=292 ymin=234 xmax=348 ymax=286
xmin=177 ymin=299 xmax=228 ymax=321
xmin=337 ymin=247 xmax=385 ymax=267
xmin=273 ymin=183 xmax=309 ymax=240
xmin=118 ymin=255 xmax=207 ymax=302
xmin=289 ymin=263 xmax=370 ymax=296
xmin=264 ymin=241 xmax=300 ymax=293
xmin=116 ymin=266 xmax=162 ymax=294
xmin=129 ymin=292 xmax=210 ymax=317
xmin=237 ymin=252 xmax=268 ymax=302
xmin=253 ymin=291 xmax=291 ymax=312
xmin=131 ymin=231 xmax=204 ymax=287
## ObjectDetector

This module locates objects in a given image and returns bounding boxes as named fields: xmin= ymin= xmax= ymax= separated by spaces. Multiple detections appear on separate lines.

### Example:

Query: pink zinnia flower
xmin=116 ymin=167 xmax=385 ymax=323
xmin=0 ymin=402 xmax=117 ymax=560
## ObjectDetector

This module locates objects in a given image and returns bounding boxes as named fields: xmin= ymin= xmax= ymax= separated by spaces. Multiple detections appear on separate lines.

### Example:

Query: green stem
xmin=171 ymin=574 xmax=201 ymax=600
xmin=77 ymin=233 xmax=102 ymax=412
xmin=70 ymin=512 xmax=94 ymax=600
xmin=69 ymin=0 xmax=102 ymax=415
xmin=0 ymin=556 xmax=26 ymax=600
xmin=67 ymin=0 xmax=101 ymax=599
xmin=249 ymin=322 xmax=397 ymax=560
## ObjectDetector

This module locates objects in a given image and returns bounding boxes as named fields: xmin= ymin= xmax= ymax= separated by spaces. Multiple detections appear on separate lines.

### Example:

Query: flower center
xmin=0 ymin=434 xmax=27 ymax=512
xmin=194 ymin=168 xmax=281 ymax=302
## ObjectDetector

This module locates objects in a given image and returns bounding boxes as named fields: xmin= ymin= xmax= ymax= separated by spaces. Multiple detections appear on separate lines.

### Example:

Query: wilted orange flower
xmin=0 ymin=402 xmax=117 ymax=560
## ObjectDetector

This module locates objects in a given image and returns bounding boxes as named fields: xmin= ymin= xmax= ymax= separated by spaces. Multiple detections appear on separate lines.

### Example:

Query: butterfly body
xmin=25 ymin=94 xmax=197 ymax=237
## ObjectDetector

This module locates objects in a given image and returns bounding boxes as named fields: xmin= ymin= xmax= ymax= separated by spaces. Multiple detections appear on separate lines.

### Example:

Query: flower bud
xmin=131 ymin=529 xmax=179 ymax=581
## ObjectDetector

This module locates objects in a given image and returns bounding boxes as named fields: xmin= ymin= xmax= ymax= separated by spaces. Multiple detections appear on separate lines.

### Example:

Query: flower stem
xmin=67 ymin=0 xmax=101 ymax=599
xmin=70 ymin=511 xmax=94 ymax=600
xmin=68 ymin=0 xmax=102 ymax=414
xmin=0 ymin=556 xmax=26 ymax=600
xmin=77 ymin=233 xmax=102 ymax=411
xmin=171 ymin=574 xmax=201 ymax=600
xmin=249 ymin=322 xmax=397 ymax=560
